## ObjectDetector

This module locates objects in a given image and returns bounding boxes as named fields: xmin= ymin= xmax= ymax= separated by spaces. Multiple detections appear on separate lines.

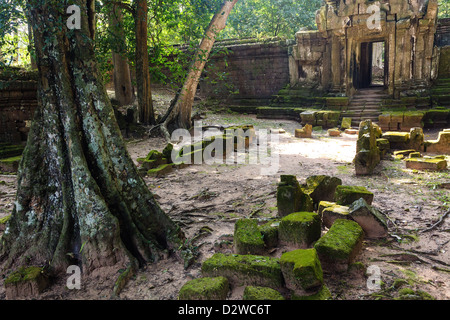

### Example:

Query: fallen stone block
xmin=381 ymin=132 xmax=410 ymax=150
xmin=334 ymin=185 xmax=374 ymax=206
xmin=243 ymin=286 xmax=285 ymax=300
xmin=327 ymin=128 xmax=341 ymax=137
xmin=201 ymin=253 xmax=283 ymax=289
xmin=234 ymin=219 xmax=265 ymax=255
xmin=405 ymin=157 xmax=448 ymax=171
xmin=5 ymin=266 xmax=49 ymax=299
xmin=393 ymin=149 xmax=417 ymax=160
xmin=178 ymin=277 xmax=230 ymax=300
xmin=345 ymin=129 xmax=358 ymax=135
xmin=317 ymin=201 xmax=335 ymax=218
xmin=277 ymin=175 xmax=314 ymax=217
xmin=0 ymin=156 xmax=21 ymax=173
xmin=348 ymin=198 xmax=388 ymax=239
xmin=302 ymin=175 xmax=342 ymax=204
xmin=280 ymin=249 xmax=323 ymax=296
xmin=354 ymin=120 xmax=381 ymax=176
xmin=341 ymin=117 xmax=352 ymax=130
xmin=376 ymin=138 xmax=390 ymax=158
xmin=258 ymin=221 xmax=279 ymax=249
xmin=295 ymin=124 xmax=312 ymax=138
xmin=314 ymin=219 xmax=364 ymax=273
xmin=147 ymin=163 xmax=174 ymax=177
xmin=279 ymin=212 xmax=321 ymax=248
xmin=291 ymin=284 xmax=332 ymax=300
xmin=425 ymin=130 xmax=450 ymax=154
xmin=322 ymin=204 xmax=350 ymax=229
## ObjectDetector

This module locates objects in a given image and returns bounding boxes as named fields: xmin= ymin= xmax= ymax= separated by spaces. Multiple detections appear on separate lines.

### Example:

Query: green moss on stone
xmin=334 ymin=185 xmax=374 ymax=206
xmin=234 ymin=219 xmax=265 ymax=255
xmin=277 ymin=175 xmax=314 ymax=217
xmin=280 ymin=249 xmax=323 ymax=293
xmin=279 ymin=212 xmax=321 ymax=247
xmin=178 ymin=277 xmax=230 ymax=300
xmin=258 ymin=221 xmax=279 ymax=249
xmin=314 ymin=219 xmax=364 ymax=271
xmin=201 ymin=253 xmax=282 ymax=289
xmin=243 ymin=286 xmax=285 ymax=300
xmin=291 ymin=285 xmax=332 ymax=300
xmin=5 ymin=266 xmax=44 ymax=285
xmin=147 ymin=163 xmax=174 ymax=177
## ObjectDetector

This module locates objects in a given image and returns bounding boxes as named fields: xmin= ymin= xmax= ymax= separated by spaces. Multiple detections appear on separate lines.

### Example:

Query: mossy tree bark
xmin=0 ymin=0 xmax=184 ymax=288
xmin=161 ymin=0 xmax=239 ymax=138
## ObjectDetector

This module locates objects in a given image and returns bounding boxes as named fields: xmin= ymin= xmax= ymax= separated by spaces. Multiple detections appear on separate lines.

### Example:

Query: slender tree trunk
xmin=134 ymin=0 xmax=155 ymax=125
xmin=110 ymin=5 xmax=135 ymax=106
xmin=161 ymin=0 xmax=239 ymax=138
xmin=0 ymin=0 xmax=184 ymax=292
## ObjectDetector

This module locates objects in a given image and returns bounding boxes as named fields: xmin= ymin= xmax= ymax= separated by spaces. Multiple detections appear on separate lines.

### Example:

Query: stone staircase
xmin=346 ymin=87 xmax=388 ymax=127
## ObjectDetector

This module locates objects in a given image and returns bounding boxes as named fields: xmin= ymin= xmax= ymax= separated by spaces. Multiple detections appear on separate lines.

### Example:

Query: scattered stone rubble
xmin=178 ymin=174 xmax=388 ymax=300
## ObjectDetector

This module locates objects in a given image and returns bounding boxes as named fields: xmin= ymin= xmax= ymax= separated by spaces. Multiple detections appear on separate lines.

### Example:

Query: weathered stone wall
xmin=0 ymin=70 xmax=38 ymax=143
xmin=199 ymin=39 xmax=292 ymax=102
xmin=436 ymin=18 xmax=450 ymax=47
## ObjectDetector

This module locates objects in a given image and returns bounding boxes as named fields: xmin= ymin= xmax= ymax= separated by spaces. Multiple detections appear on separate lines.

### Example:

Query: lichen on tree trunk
xmin=0 ymin=0 xmax=184 ymax=290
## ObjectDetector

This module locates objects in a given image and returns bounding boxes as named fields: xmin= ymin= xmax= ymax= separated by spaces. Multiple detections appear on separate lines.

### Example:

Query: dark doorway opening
xmin=357 ymin=41 xmax=386 ymax=89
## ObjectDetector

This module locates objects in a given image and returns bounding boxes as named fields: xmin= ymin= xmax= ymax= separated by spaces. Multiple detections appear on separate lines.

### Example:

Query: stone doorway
xmin=357 ymin=41 xmax=386 ymax=89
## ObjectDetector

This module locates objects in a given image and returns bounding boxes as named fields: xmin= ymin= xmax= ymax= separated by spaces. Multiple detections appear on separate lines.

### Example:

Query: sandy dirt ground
xmin=0 ymin=88 xmax=449 ymax=301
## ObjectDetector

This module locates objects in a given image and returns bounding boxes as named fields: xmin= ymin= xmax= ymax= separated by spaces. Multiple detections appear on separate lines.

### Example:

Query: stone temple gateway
xmin=290 ymin=0 xmax=439 ymax=98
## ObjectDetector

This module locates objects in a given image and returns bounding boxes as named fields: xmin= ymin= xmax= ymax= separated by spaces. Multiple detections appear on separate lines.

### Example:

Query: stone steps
xmin=345 ymin=88 xmax=387 ymax=126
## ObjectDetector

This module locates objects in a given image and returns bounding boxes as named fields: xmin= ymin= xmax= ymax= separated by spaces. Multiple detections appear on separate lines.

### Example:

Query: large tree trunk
xmin=110 ymin=5 xmax=135 ymax=106
xmin=162 ymin=0 xmax=239 ymax=137
xmin=0 ymin=0 xmax=184 ymax=292
xmin=134 ymin=0 xmax=155 ymax=125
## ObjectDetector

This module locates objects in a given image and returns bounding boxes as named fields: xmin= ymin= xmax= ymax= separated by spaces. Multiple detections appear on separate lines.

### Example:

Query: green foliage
xmin=223 ymin=0 xmax=322 ymax=39
xmin=438 ymin=0 xmax=450 ymax=18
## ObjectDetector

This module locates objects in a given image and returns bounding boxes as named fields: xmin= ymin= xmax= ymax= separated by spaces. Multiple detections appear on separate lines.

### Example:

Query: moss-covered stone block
xmin=322 ymin=204 xmax=350 ymax=228
xmin=147 ymin=163 xmax=174 ymax=177
xmin=405 ymin=157 xmax=448 ymax=171
xmin=349 ymin=198 xmax=388 ymax=239
xmin=279 ymin=212 xmax=321 ymax=248
xmin=0 ymin=155 xmax=21 ymax=173
xmin=381 ymin=132 xmax=411 ymax=150
xmin=280 ymin=249 xmax=323 ymax=296
xmin=302 ymin=175 xmax=342 ymax=204
xmin=291 ymin=284 xmax=332 ymax=300
xmin=314 ymin=219 xmax=364 ymax=272
xmin=258 ymin=221 xmax=279 ymax=249
xmin=234 ymin=219 xmax=265 ymax=255
xmin=5 ymin=266 xmax=49 ymax=299
xmin=201 ymin=253 xmax=283 ymax=289
xmin=341 ymin=117 xmax=352 ymax=130
xmin=277 ymin=175 xmax=314 ymax=217
xmin=334 ymin=185 xmax=374 ymax=206
xmin=178 ymin=277 xmax=230 ymax=300
xmin=243 ymin=286 xmax=285 ymax=300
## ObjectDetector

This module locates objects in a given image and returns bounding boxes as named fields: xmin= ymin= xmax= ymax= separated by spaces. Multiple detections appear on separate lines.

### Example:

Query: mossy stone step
xmin=314 ymin=219 xmax=364 ymax=273
xmin=0 ymin=144 xmax=25 ymax=159
xmin=201 ymin=253 xmax=283 ymax=289
xmin=178 ymin=277 xmax=230 ymax=300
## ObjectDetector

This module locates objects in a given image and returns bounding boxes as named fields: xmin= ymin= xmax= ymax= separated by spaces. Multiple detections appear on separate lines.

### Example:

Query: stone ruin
xmin=291 ymin=0 xmax=439 ymax=98
xmin=178 ymin=174 xmax=389 ymax=300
